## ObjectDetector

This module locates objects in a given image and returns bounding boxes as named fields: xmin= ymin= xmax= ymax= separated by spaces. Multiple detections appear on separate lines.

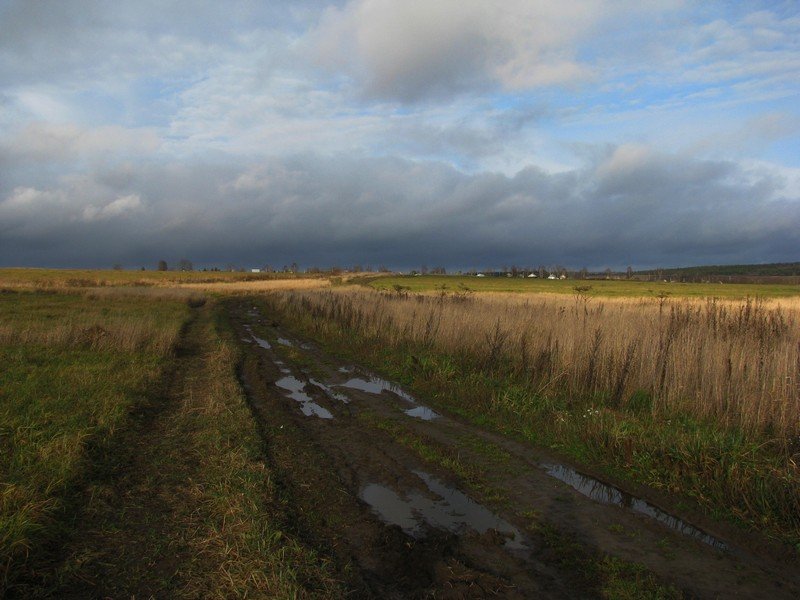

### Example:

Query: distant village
xmin=145 ymin=259 xmax=800 ymax=285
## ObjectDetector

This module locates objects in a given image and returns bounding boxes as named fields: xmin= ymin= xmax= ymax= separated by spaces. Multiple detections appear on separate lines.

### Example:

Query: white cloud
xmin=311 ymin=0 xmax=611 ymax=101
xmin=2 ymin=122 xmax=160 ymax=162
xmin=81 ymin=194 xmax=143 ymax=222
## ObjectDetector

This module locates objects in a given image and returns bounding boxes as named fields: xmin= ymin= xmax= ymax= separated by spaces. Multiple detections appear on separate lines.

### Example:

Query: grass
xmin=364 ymin=274 xmax=800 ymax=299
xmin=262 ymin=288 xmax=800 ymax=547
xmin=0 ymin=289 xmax=189 ymax=590
xmin=0 ymin=267 xmax=322 ymax=291
xmin=1 ymin=288 xmax=345 ymax=597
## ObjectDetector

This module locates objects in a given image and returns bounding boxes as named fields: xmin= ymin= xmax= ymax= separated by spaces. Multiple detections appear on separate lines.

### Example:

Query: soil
xmin=228 ymin=297 xmax=800 ymax=599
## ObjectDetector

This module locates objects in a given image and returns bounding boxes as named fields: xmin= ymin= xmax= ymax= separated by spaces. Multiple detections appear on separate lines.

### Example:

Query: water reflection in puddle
xmin=243 ymin=325 xmax=271 ymax=349
xmin=275 ymin=376 xmax=333 ymax=419
xmin=404 ymin=406 xmax=440 ymax=421
xmin=336 ymin=376 xmax=439 ymax=421
xmin=277 ymin=337 xmax=293 ymax=347
xmin=338 ymin=376 xmax=417 ymax=404
xmin=310 ymin=379 xmax=350 ymax=403
xmin=361 ymin=471 xmax=525 ymax=551
xmin=543 ymin=464 xmax=729 ymax=551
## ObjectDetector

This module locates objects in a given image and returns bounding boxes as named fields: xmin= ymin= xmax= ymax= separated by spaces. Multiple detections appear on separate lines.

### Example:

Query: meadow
xmin=0 ymin=285 xmax=342 ymax=596
xmin=0 ymin=288 xmax=189 ymax=588
xmin=365 ymin=274 xmax=800 ymax=299
xmin=0 ymin=267 xmax=314 ymax=290
xmin=3 ymin=269 xmax=799 ymax=594
xmin=266 ymin=283 xmax=800 ymax=544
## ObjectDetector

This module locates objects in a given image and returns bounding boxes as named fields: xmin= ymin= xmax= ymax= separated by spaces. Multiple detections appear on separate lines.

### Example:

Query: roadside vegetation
xmin=0 ymin=288 xmax=189 ymax=589
xmin=0 ymin=287 xmax=344 ymax=597
xmin=264 ymin=287 xmax=800 ymax=547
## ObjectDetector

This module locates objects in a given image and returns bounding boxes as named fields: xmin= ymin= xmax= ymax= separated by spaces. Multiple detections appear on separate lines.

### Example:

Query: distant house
xmin=476 ymin=273 xmax=486 ymax=277
xmin=559 ymin=274 xmax=567 ymax=279
xmin=547 ymin=274 xmax=557 ymax=280
xmin=527 ymin=273 xmax=537 ymax=278
xmin=251 ymin=268 xmax=261 ymax=273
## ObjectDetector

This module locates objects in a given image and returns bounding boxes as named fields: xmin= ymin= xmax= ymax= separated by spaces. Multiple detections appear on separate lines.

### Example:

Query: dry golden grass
xmin=181 ymin=277 xmax=331 ymax=293
xmin=264 ymin=288 xmax=800 ymax=540
xmin=279 ymin=288 xmax=800 ymax=438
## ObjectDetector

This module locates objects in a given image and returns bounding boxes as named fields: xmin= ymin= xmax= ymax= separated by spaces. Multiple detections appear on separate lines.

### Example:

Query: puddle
xmin=275 ymin=376 xmax=333 ymax=419
xmin=241 ymin=337 xmax=251 ymax=343
xmin=277 ymin=337 xmax=293 ymax=347
xmin=361 ymin=470 xmax=525 ymax=551
xmin=542 ymin=464 xmax=729 ymax=551
xmin=300 ymin=342 xmax=314 ymax=350
xmin=404 ymin=406 xmax=440 ymax=421
xmin=243 ymin=325 xmax=272 ymax=349
xmin=335 ymin=374 xmax=440 ymax=421
xmin=310 ymin=378 xmax=351 ymax=403
xmin=338 ymin=376 xmax=417 ymax=404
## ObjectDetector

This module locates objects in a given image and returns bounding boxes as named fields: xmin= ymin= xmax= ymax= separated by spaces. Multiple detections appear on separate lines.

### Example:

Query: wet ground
xmin=229 ymin=298 xmax=800 ymax=598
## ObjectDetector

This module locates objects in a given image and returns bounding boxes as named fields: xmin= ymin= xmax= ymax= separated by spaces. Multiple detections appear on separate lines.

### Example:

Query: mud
xmin=228 ymin=297 xmax=800 ymax=599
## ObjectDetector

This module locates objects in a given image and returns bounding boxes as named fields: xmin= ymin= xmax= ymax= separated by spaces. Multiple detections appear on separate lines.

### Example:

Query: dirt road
xmin=229 ymin=297 xmax=800 ymax=598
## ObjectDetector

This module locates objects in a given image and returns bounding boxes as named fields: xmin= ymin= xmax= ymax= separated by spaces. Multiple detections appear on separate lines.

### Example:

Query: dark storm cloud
xmin=1 ymin=149 xmax=797 ymax=270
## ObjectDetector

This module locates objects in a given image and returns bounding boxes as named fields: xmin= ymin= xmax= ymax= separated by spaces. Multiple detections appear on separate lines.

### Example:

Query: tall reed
xmin=273 ymin=289 xmax=800 ymax=440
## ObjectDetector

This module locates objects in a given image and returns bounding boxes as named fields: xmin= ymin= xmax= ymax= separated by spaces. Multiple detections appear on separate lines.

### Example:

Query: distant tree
xmin=178 ymin=258 xmax=193 ymax=272
xmin=290 ymin=262 xmax=298 ymax=274
xmin=626 ymin=265 xmax=633 ymax=280
xmin=420 ymin=265 xmax=428 ymax=275
xmin=578 ymin=267 xmax=588 ymax=279
xmin=604 ymin=267 xmax=612 ymax=279
xmin=157 ymin=260 xmax=168 ymax=271
xmin=113 ymin=263 xmax=122 ymax=271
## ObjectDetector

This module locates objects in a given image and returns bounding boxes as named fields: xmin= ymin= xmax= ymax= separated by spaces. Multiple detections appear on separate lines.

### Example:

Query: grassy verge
xmin=258 ymin=290 xmax=800 ymax=550
xmin=1 ymin=289 xmax=345 ymax=597
xmin=0 ymin=289 xmax=189 ymax=589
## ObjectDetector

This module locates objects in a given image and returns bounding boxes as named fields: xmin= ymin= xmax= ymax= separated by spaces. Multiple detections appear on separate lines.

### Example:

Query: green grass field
xmin=364 ymin=274 xmax=800 ymax=298
xmin=0 ymin=287 xmax=344 ymax=596
xmin=0 ymin=267 xmax=308 ymax=289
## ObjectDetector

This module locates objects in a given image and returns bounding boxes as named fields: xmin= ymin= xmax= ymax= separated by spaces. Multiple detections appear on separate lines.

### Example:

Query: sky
xmin=0 ymin=0 xmax=798 ymax=271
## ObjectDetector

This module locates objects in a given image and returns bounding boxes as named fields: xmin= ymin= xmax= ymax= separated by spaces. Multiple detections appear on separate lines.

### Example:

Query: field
xmin=2 ymin=270 xmax=800 ymax=598
xmin=0 ymin=286 xmax=343 ymax=597
xmin=269 ymin=287 xmax=800 ymax=538
xmin=364 ymin=274 xmax=800 ymax=298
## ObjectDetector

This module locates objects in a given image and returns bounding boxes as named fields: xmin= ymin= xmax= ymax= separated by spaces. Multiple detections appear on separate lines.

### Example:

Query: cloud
xmin=82 ymin=194 xmax=143 ymax=222
xmin=1 ymin=149 xmax=797 ymax=269
xmin=1 ymin=122 xmax=160 ymax=163
xmin=311 ymin=0 xmax=609 ymax=102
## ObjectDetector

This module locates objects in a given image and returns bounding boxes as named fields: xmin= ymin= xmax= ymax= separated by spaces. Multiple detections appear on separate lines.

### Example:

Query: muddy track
xmin=229 ymin=297 xmax=800 ymax=599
